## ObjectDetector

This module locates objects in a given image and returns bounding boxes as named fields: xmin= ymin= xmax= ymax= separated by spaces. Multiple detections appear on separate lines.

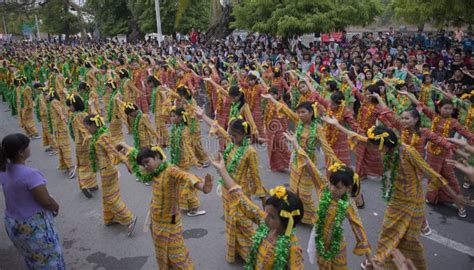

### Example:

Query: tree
xmin=84 ymin=0 xmax=133 ymax=38
xmin=231 ymin=0 xmax=381 ymax=39
xmin=206 ymin=0 xmax=233 ymax=43
xmin=391 ymin=0 xmax=474 ymax=29
xmin=1 ymin=1 xmax=38 ymax=35
xmin=39 ymin=0 xmax=82 ymax=39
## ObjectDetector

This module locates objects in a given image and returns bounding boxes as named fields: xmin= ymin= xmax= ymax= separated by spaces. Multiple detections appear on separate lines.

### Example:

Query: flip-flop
xmin=128 ymin=216 xmax=138 ymax=237
xmin=360 ymin=259 xmax=371 ymax=269
xmin=187 ymin=210 xmax=206 ymax=217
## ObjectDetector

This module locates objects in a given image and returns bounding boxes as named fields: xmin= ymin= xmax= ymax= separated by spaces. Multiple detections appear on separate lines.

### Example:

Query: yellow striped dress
xmin=210 ymin=124 xmax=267 ymax=263
xmin=151 ymin=87 xmax=171 ymax=146
xmin=348 ymin=133 xmax=449 ymax=270
xmin=135 ymin=113 xmax=157 ymax=149
xmin=19 ymin=86 xmax=38 ymax=136
xmin=277 ymin=102 xmax=328 ymax=224
xmin=70 ymin=111 xmax=98 ymax=189
xmin=50 ymin=99 xmax=73 ymax=170
xmin=182 ymin=98 xmax=209 ymax=166
xmin=108 ymin=91 xmax=124 ymax=145
xmin=227 ymin=186 xmax=304 ymax=269
xmin=94 ymin=132 xmax=135 ymax=225
xmin=298 ymin=148 xmax=372 ymax=270
xmin=38 ymin=94 xmax=55 ymax=148
xmin=149 ymin=165 xmax=202 ymax=270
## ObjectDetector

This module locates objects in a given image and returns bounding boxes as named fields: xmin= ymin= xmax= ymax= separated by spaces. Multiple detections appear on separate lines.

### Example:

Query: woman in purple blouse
xmin=0 ymin=133 xmax=65 ymax=269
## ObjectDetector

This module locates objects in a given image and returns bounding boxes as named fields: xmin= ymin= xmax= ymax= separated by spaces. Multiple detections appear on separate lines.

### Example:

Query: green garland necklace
xmin=314 ymin=187 xmax=349 ymax=260
xmin=228 ymin=102 xmax=240 ymax=123
xmin=381 ymin=148 xmax=400 ymax=202
xmin=150 ymin=88 xmax=158 ymax=114
xmin=169 ymin=122 xmax=185 ymax=165
xmin=218 ymin=138 xmax=250 ymax=185
xmin=127 ymin=148 xmax=170 ymax=183
xmin=34 ymin=96 xmax=41 ymax=122
xmin=68 ymin=112 xmax=79 ymax=141
xmin=107 ymin=90 xmax=118 ymax=122
xmin=89 ymin=126 xmax=108 ymax=172
xmin=132 ymin=111 xmax=143 ymax=148
xmin=245 ymin=223 xmax=293 ymax=270
xmin=294 ymin=119 xmax=319 ymax=164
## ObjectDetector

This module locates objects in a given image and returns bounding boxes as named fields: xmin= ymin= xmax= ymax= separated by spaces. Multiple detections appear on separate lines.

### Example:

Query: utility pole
xmin=2 ymin=15 xmax=7 ymax=41
xmin=154 ymin=0 xmax=162 ymax=47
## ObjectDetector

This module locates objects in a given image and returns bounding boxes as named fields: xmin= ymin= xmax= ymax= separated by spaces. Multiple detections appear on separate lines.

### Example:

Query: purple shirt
xmin=0 ymin=163 xmax=47 ymax=221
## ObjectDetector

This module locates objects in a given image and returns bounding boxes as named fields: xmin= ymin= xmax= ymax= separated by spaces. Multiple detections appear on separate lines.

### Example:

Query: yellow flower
xmin=270 ymin=186 xmax=288 ymax=202
xmin=328 ymin=162 xmax=344 ymax=172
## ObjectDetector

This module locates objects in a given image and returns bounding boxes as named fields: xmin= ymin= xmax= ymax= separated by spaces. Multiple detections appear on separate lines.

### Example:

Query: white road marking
xmin=422 ymin=229 xmax=474 ymax=257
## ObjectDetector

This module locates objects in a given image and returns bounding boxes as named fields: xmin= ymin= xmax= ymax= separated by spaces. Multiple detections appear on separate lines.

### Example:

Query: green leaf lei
xmin=132 ymin=111 xmax=142 ymax=148
xmin=228 ymin=102 xmax=240 ymax=123
xmin=170 ymin=122 xmax=185 ymax=165
xmin=381 ymin=149 xmax=400 ymax=202
xmin=290 ymin=86 xmax=301 ymax=110
xmin=294 ymin=119 xmax=319 ymax=164
xmin=314 ymin=187 xmax=349 ymax=260
xmin=34 ymin=96 xmax=41 ymax=122
xmin=218 ymin=138 xmax=250 ymax=185
xmin=127 ymin=148 xmax=170 ymax=183
xmin=19 ymin=87 xmax=25 ymax=110
xmin=150 ymin=88 xmax=158 ymax=113
xmin=89 ymin=126 xmax=108 ymax=172
xmin=107 ymin=90 xmax=118 ymax=122
xmin=79 ymin=91 xmax=89 ymax=111
xmin=46 ymin=102 xmax=53 ymax=134
xmin=68 ymin=112 xmax=78 ymax=141
xmin=245 ymin=223 xmax=292 ymax=270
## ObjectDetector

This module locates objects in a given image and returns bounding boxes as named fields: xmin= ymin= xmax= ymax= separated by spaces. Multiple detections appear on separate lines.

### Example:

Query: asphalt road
xmin=1 ymin=99 xmax=473 ymax=270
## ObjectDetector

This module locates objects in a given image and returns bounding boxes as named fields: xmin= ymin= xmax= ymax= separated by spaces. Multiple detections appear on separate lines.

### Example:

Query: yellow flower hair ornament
xmin=106 ymin=79 xmax=116 ymax=89
xmin=123 ymin=102 xmax=136 ymax=111
xmin=241 ymin=121 xmax=249 ymax=134
xmin=90 ymin=115 xmax=104 ymax=127
xmin=460 ymin=90 xmax=474 ymax=100
xmin=397 ymin=80 xmax=405 ymax=85
xmin=180 ymin=110 xmax=189 ymax=123
xmin=328 ymin=162 xmax=344 ymax=173
xmin=270 ymin=186 xmax=289 ymax=203
xmin=367 ymin=126 xmax=395 ymax=150
xmin=151 ymin=145 xmax=167 ymax=161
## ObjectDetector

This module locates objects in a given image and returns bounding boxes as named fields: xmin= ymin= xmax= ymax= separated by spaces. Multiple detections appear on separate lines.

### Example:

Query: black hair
xmin=78 ymin=82 xmax=90 ymax=92
xmin=329 ymin=166 xmax=360 ymax=197
xmin=327 ymin=80 xmax=338 ymax=92
xmin=124 ymin=103 xmax=139 ymax=115
xmin=269 ymin=87 xmax=280 ymax=96
xmin=118 ymin=69 xmax=129 ymax=79
xmin=366 ymin=84 xmax=381 ymax=104
xmin=368 ymin=126 xmax=398 ymax=149
xmin=229 ymin=118 xmax=252 ymax=136
xmin=177 ymin=85 xmax=192 ymax=99
xmin=170 ymin=107 xmax=188 ymax=125
xmin=0 ymin=133 xmax=30 ymax=171
xmin=146 ymin=76 xmax=161 ymax=87
xmin=33 ymin=82 xmax=44 ymax=89
xmin=395 ymin=81 xmax=407 ymax=90
xmin=422 ymin=73 xmax=431 ymax=84
xmin=266 ymin=190 xmax=304 ymax=230
xmin=229 ymin=86 xmax=245 ymax=108
xmin=330 ymin=91 xmax=345 ymax=105
xmin=296 ymin=101 xmax=316 ymax=119
xmin=136 ymin=147 xmax=165 ymax=166
xmin=66 ymin=95 xmax=85 ymax=112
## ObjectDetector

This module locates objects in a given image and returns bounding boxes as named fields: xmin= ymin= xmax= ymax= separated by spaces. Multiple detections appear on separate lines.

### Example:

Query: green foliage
xmin=39 ymin=0 xmax=82 ymax=36
xmin=84 ymin=0 xmax=210 ymax=38
xmin=84 ymin=0 xmax=132 ymax=36
xmin=391 ymin=0 xmax=474 ymax=28
xmin=231 ymin=0 xmax=381 ymax=38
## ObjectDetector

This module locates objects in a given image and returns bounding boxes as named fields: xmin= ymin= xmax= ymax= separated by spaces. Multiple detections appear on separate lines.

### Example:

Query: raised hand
xmin=260 ymin=93 xmax=273 ymax=100
xmin=322 ymin=115 xmax=339 ymax=126
xmin=209 ymin=153 xmax=226 ymax=171
xmin=194 ymin=106 xmax=205 ymax=117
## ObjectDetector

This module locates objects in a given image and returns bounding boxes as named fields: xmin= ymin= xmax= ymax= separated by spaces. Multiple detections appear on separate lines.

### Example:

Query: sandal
xmin=81 ymin=188 xmax=92 ymax=199
xmin=127 ymin=216 xmax=138 ymax=237
xmin=458 ymin=207 xmax=467 ymax=218
xmin=462 ymin=182 xmax=471 ymax=189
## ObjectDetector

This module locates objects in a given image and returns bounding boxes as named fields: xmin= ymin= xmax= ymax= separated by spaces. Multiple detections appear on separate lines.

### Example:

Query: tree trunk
xmin=205 ymin=4 xmax=232 ymax=45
